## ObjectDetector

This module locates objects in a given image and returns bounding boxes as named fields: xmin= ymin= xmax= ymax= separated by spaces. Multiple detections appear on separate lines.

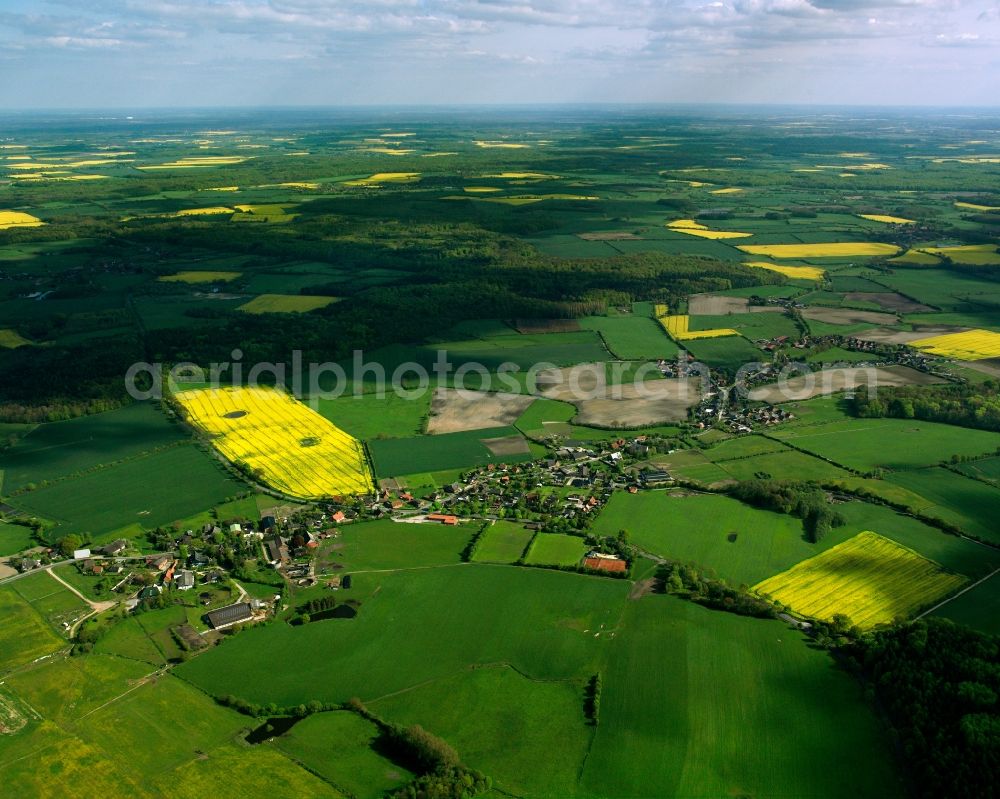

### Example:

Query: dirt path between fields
xmin=46 ymin=568 xmax=116 ymax=636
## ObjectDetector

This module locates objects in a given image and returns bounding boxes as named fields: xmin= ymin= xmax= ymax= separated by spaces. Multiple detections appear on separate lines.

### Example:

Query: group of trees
xmin=853 ymin=381 xmax=1000 ymax=433
xmin=728 ymin=480 xmax=845 ymax=542
xmin=658 ymin=561 xmax=777 ymax=618
xmin=843 ymin=619 xmax=999 ymax=799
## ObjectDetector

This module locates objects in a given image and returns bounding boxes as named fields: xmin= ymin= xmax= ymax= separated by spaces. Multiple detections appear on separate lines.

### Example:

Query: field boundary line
xmin=915 ymin=567 xmax=1000 ymax=619
xmin=75 ymin=665 xmax=167 ymax=721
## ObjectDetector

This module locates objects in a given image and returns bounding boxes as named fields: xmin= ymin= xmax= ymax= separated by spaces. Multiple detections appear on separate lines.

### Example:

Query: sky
xmin=0 ymin=0 xmax=998 ymax=108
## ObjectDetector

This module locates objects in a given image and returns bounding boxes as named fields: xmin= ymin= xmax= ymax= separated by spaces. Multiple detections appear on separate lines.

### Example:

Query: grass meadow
xmin=578 ymin=597 xmax=903 ymax=798
xmin=0 ymin=403 xmax=185 ymax=492
xmin=316 ymin=518 xmax=474 ymax=572
xmin=273 ymin=711 xmax=413 ymax=798
xmin=770 ymin=418 xmax=1000 ymax=472
xmin=523 ymin=533 xmax=590 ymax=567
xmin=177 ymin=565 xmax=628 ymax=708
xmin=368 ymin=426 xmax=531 ymax=476
xmin=472 ymin=520 xmax=535 ymax=563
xmin=10 ymin=445 xmax=245 ymax=543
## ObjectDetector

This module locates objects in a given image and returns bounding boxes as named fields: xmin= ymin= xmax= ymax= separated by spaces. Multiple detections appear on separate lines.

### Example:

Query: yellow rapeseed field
xmin=473 ymin=141 xmax=531 ymax=148
xmin=917 ymin=245 xmax=1000 ymax=266
xmin=175 ymin=387 xmax=372 ymax=498
xmin=753 ymin=532 xmax=965 ymax=629
xmin=745 ymin=261 xmax=826 ymax=281
xmin=710 ymin=187 xmax=743 ymax=194
xmin=737 ymin=242 xmax=900 ymax=258
xmin=658 ymin=314 xmax=738 ymax=340
xmin=653 ymin=303 xmax=669 ymax=319
xmin=660 ymin=314 xmax=689 ymax=336
xmin=485 ymin=172 xmax=557 ymax=179
xmin=955 ymin=201 xmax=1000 ymax=212
xmin=0 ymin=210 xmax=45 ymax=230
xmin=361 ymin=148 xmax=414 ymax=155
xmin=909 ymin=329 xmax=1000 ymax=360
xmin=238 ymin=294 xmax=339 ymax=314
xmin=343 ymin=172 xmax=420 ymax=187
xmin=859 ymin=214 xmax=915 ymax=225
xmin=0 ymin=329 xmax=30 ymax=348
xmin=666 ymin=219 xmax=751 ymax=240
xmin=173 ymin=207 xmax=236 ymax=217
xmin=202 ymin=186 xmax=241 ymax=192
xmin=463 ymin=187 xmax=502 ymax=193
xmin=159 ymin=271 xmax=241 ymax=284
xmin=138 ymin=156 xmax=250 ymax=170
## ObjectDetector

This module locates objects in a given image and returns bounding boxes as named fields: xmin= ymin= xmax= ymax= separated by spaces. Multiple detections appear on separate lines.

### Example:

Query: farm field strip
xmin=175 ymin=387 xmax=372 ymax=498
xmin=753 ymin=532 xmax=966 ymax=628
xmin=238 ymin=294 xmax=339 ymax=313
xmin=745 ymin=261 xmax=825 ymax=280
xmin=737 ymin=242 xmax=901 ymax=258
xmin=666 ymin=218 xmax=751 ymax=239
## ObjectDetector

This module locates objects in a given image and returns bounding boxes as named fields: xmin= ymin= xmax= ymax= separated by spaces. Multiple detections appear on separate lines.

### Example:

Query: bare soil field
xmin=577 ymin=231 xmax=642 ymax=241
xmin=855 ymin=325 xmax=969 ymax=345
xmin=482 ymin=435 xmax=531 ymax=457
xmin=749 ymin=365 xmax=941 ymax=402
xmin=536 ymin=363 xmax=701 ymax=426
xmin=427 ymin=388 xmax=534 ymax=434
xmin=687 ymin=294 xmax=786 ymax=315
xmin=512 ymin=318 xmax=582 ymax=334
xmin=957 ymin=358 xmax=1000 ymax=379
xmin=844 ymin=292 xmax=934 ymax=313
xmin=801 ymin=307 xmax=898 ymax=326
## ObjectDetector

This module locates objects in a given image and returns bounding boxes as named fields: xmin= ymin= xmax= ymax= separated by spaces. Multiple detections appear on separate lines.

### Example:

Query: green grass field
xmin=372 ymin=665 xmax=591 ymax=798
xmin=368 ymin=426 xmax=532 ymax=476
xmin=716 ymin=449 xmax=852 ymax=481
xmin=316 ymin=518 xmax=474 ymax=572
xmin=579 ymin=315 xmax=679 ymax=360
xmin=770 ymin=418 xmax=1000 ymax=472
xmin=0 ymin=403 xmax=185 ymax=492
xmin=680 ymin=335 xmax=765 ymax=372
xmin=933 ymin=572 xmax=1000 ymax=635
xmin=472 ymin=521 xmax=535 ymax=563
xmin=9 ymin=570 xmax=91 ymax=633
xmin=594 ymin=492 xmax=827 ymax=585
xmin=274 ymin=711 xmax=413 ymax=798
xmin=177 ymin=565 xmax=628 ymax=708
xmin=523 ymin=533 xmax=590 ymax=567
xmin=955 ymin=455 xmax=1000 ymax=482
xmin=0 ymin=583 xmax=67 ymax=672
xmin=10 ymin=444 xmax=246 ymax=543
xmin=886 ymin=467 xmax=1000 ymax=545
xmin=578 ymin=597 xmax=903 ymax=798
xmin=514 ymin=397 xmax=577 ymax=438
xmin=1 ymin=663 xmax=340 ymax=798
xmin=0 ymin=521 xmax=35 ymax=556
xmin=314 ymin=392 xmax=431 ymax=440
xmin=93 ymin=617 xmax=168 ymax=665
xmin=688 ymin=311 xmax=799 ymax=341
xmin=702 ymin=434 xmax=787 ymax=461
xmin=3 ymin=654 xmax=153 ymax=727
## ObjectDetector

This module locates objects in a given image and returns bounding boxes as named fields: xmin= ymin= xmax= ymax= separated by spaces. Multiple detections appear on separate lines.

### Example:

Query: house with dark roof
xmin=204 ymin=602 xmax=254 ymax=629
xmin=176 ymin=570 xmax=196 ymax=591
xmin=102 ymin=539 xmax=128 ymax=556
